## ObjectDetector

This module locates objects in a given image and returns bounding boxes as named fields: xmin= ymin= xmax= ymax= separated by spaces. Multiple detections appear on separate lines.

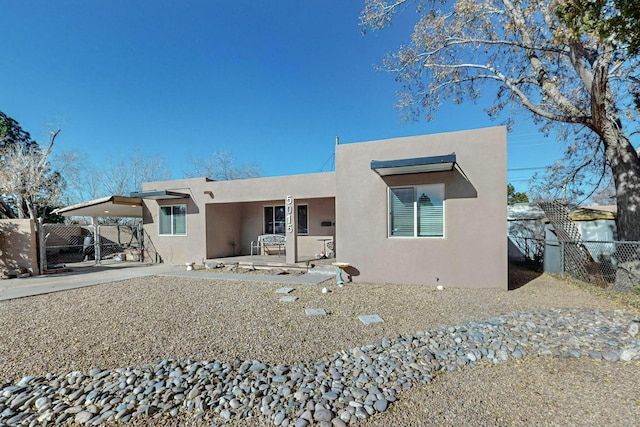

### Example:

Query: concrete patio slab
xmin=162 ymin=271 xmax=330 ymax=285
xmin=275 ymin=287 xmax=295 ymax=294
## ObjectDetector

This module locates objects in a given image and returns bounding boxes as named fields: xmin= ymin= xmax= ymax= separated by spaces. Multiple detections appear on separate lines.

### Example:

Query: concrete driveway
xmin=0 ymin=263 xmax=178 ymax=301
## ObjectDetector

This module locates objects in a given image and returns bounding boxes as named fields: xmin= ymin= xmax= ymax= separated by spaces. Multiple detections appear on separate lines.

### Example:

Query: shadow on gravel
xmin=43 ymin=261 xmax=152 ymax=277
xmin=508 ymin=262 xmax=542 ymax=290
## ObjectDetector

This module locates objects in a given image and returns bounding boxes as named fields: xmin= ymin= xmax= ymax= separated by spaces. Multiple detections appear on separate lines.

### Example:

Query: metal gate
xmin=39 ymin=221 xmax=143 ymax=271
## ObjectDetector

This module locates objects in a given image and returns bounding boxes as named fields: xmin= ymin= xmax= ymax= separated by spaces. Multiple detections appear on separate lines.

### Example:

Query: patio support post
xmin=285 ymin=195 xmax=298 ymax=264
xmin=38 ymin=217 xmax=46 ymax=274
xmin=92 ymin=218 xmax=101 ymax=266
xmin=138 ymin=221 xmax=144 ymax=262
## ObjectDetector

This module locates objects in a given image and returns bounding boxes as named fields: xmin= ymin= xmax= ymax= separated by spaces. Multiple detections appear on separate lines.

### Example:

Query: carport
xmin=49 ymin=196 xmax=143 ymax=270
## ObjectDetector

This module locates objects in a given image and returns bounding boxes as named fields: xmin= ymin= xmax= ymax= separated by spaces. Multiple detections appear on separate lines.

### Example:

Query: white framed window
xmin=159 ymin=204 xmax=187 ymax=236
xmin=264 ymin=204 xmax=308 ymax=235
xmin=297 ymin=204 xmax=308 ymax=235
xmin=389 ymin=184 xmax=444 ymax=237
xmin=264 ymin=205 xmax=286 ymax=234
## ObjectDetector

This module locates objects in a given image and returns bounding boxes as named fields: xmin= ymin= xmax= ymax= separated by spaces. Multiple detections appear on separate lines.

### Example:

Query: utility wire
xmin=317 ymin=152 xmax=335 ymax=172
xmin=508 ymin=166 xmax=547 ymax=171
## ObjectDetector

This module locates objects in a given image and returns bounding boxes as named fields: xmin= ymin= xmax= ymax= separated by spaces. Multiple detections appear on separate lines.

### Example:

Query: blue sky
xmin=2 ymin=0 xmax=562 ymax=195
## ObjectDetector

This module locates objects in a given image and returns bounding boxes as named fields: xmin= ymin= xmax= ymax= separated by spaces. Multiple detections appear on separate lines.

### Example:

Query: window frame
xmin=264 ymin=204 xmax=309 ymax=235
xmin=158 ymin=203 xmax=187 ymax=236
xmin=388 ymin=184 xmax=445 ymax=238
xmin=297 ymin=204 xmax=309 ymax=235
xmin=263 ymin=205 xmax=286 ymax=235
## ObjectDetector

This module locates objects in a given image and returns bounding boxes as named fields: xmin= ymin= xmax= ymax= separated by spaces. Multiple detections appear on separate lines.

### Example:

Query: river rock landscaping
xmin=1 ymin=269 xmax=639 ymax=426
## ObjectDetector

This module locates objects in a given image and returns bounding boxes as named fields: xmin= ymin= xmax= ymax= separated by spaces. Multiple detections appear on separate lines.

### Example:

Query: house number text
xmin=286 ymin=195 xmax=293 ymax=233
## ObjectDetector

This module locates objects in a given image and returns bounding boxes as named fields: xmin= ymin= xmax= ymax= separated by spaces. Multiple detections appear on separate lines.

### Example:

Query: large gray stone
xmin=305 ymin=308 xmax=327 ymax=316
xmin=629 ymin=321 xmax=639 ymax=337
xmin=374 ymin=398 xmax=388 ymax=412
xmin=620 ymin=349 xmax=638 ymax=361
xmin=74 ymin=411 xmax=94 ymax=424
xmin=273 ymin=412 xmax=285 ymax=426
xmin=314 ymin=408 xmax=333 ymax=422
xmin=358 ymin=315 xmax=384 ymax=325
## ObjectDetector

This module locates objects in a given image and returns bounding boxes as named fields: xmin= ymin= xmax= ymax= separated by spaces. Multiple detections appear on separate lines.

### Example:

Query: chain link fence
xmin=536 ymin=237 xmax=640 ymax=289
xmin=509 ymin=236 xmax=640 ymax=289
xmin=556 ymin=240 xmax=640 ymax=289
xmin=41 ymin=223 xmax=142 ymax=270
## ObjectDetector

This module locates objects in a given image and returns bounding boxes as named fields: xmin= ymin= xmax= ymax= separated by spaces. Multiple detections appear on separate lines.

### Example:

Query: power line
xmin=317 ymin=152 xmax=335 ymax=172
xmin=507 ymin=166 xmax=547 ymax=171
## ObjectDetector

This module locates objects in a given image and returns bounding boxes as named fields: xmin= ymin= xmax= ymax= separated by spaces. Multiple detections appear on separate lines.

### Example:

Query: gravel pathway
xmin=1 ymin=268 xmax=639 ymax=426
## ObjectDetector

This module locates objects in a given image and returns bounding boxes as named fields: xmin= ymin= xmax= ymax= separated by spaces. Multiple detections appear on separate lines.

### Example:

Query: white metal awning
xmin=53 ymin=196 xmax=143 ymax=218
xmin=129 ymin=190 xmax=190 ymax=200
xmin=371 ymin=153 xmax=456 ymax=176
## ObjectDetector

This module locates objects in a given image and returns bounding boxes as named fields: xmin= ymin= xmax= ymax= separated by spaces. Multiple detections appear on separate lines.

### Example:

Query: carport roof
xmin=53 ymin=195 xmax=142 ymax=218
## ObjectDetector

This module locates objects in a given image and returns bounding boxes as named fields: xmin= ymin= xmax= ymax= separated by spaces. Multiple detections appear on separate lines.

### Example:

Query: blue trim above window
xmin=371 ymin=153 xmax=456 ymax=176
xmin=130 ymin=190 xmax=190 ymax=200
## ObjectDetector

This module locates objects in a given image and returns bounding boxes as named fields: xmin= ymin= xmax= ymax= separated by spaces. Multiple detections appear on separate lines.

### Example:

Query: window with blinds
xmin=389 ymin=184 xmax=444 ymax=237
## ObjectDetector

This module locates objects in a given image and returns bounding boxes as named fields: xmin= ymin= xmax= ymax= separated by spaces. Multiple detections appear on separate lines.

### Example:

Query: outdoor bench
xmin=251 ymin=234 xmax=286 ymax=256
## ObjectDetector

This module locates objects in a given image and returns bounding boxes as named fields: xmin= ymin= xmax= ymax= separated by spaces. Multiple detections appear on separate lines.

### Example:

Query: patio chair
xmin=326 ymin=241 xmax=335 ymax=258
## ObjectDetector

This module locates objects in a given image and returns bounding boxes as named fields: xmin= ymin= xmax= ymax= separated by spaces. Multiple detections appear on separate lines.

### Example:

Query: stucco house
xmin=135 ymin=127 xmax=507 ymax=289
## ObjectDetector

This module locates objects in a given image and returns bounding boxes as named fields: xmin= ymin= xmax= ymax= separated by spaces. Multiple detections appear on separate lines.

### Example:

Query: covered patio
xmin=204 ymin=196 xmax=336 ymax=262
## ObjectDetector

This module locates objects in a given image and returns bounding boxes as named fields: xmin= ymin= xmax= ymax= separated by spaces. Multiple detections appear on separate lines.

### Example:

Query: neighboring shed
xmin=544 ymin=205 xmax=617 ymax=274
xmin=508 ymin=203 xmax=618 ymax=268
xmin=507 ymin=203 xmax=546 ymax=263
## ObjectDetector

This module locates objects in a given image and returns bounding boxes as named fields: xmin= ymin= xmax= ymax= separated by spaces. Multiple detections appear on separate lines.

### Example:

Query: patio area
xmin=204 ymin=253 xmax=337 ymax=273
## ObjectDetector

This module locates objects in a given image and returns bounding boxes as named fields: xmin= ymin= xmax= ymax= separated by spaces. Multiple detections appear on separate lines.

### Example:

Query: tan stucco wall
xmin=141 ymin=173 xmax=336 ymax=264
xmin=296 ymin=197 xmax=335 ymax=258
xmin=206 ymin=203 xmax=243 ymax=258
xmin=0 ymin=219 xmax=39 ymax=275
xmin=139 ymin=127 xmax=506 ymax=288
xmin=335 ymin=127 xmax=507 ymax=289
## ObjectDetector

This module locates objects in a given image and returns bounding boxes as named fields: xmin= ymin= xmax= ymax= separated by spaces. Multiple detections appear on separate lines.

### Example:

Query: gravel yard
xmin=1 ymin=266 xmax=640 ymax=426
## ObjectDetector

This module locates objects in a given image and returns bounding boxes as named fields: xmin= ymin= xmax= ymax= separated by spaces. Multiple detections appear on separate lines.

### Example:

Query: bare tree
xmin=360 ymin=0 xmax=640 ymax=244
xmin=101 ymin=150 xmax=172 ymax=195
xmin=59 ymin=149 xmax=172 ymax=205
xmin=184 ymin=151 xmax=263 ymax=181
xmin=0 ymin=128 xmax=62 ymax=220
xmin=54 ymin=151 xmax=103 ymax=205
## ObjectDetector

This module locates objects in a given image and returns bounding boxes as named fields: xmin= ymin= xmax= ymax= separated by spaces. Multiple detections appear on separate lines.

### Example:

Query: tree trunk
xmin=610 ymin=144 xmax=640 ymax=291
xmin=610 ymin=145 xmax=640 ymax=242
xmin=15 ymin=195 xmax=25 ymax=219
xmin=608 ymin=138 xmax=640 ymax=292
xmin=596 ymin=133 xmax=640 ymax=292
xmin=590 ymin=48 xmax=640 ymax=291
xmin=0 ymin=199 xmax=16 ymax=219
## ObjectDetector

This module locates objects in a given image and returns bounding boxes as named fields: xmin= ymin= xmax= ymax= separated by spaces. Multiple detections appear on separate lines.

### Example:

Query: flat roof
xmin=371 ymin=153 xmax=456 ymax=176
